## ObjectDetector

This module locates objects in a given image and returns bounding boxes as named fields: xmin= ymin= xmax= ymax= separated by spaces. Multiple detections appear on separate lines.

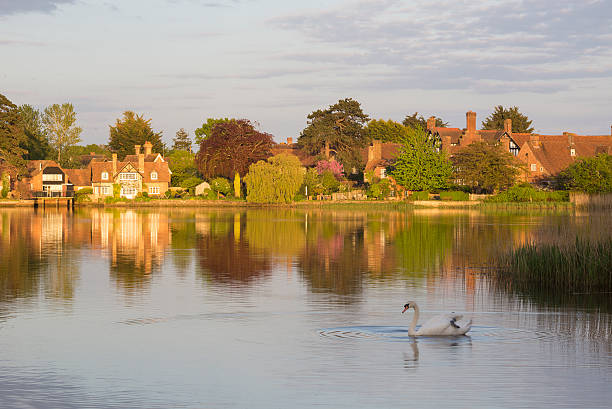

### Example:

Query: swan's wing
xmin=418 ymin=313 xmax=470 ymax=336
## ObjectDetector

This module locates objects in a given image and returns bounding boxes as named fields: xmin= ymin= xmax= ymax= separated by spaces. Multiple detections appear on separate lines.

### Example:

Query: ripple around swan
xmin=319 ymin=325 xmax=565 ymax=344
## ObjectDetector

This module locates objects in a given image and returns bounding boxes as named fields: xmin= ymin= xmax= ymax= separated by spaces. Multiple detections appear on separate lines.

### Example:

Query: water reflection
xmin=0 ymin=207 xmax=610 ymax=304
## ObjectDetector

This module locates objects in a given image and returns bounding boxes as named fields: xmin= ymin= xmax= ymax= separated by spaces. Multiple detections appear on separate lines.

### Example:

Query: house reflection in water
xmin=90 ymin=210 xmax=171 ymax=292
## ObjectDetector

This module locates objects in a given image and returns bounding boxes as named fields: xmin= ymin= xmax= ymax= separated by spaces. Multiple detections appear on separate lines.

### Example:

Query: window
xmin=42 ymin=173 xmax=62 ymax=182
xmin=380 ymin=168 xmax=386 ymax=178
xmin=94 ymin=186 xmax=99 ymax=194
xmin=101 ymin=186 xmax=110 ymax=195
xmin=531 ymin=164 xmax=537 ymax=172
xmin=149 ymin=186 xmax=160 ymax=195
xmin=101 ymin=172 xmax=109 ymax=180
xmin=119 ymin=172 xmax=138 ymax=180
xmin=540 ymin=167 xmax=544 ymax=172
xmin=570 ymin=148 xmax=576 ymax=157
xmin=121 ymin=187 xmax=137 ymax=196
xmin=509 ymin=140 xmax=520 ymax=156
xmin=150 ymin=171 xmax=158 ymax=180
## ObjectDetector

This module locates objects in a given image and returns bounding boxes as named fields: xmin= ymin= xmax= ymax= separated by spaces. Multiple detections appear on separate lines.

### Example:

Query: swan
xmin=402 ymin=301 xmax=472 ymax=336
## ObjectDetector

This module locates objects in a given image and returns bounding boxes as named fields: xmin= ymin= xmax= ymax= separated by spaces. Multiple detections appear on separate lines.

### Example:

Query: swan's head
xmin=402 ymin=302 xmax=412 ymax=313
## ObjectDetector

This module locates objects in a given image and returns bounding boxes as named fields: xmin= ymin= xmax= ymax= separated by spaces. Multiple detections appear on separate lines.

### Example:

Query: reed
xmin=496 ymin=237 xmax=612 ymax=295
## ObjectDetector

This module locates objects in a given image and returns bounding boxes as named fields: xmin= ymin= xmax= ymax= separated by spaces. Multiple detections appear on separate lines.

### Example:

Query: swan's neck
xmin=408 ymin=304 xmax=419 ymax=336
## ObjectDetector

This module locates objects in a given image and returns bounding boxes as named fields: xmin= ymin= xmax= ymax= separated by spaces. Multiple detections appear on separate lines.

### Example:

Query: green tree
xmin=108 ymin=111 xmax=164 ymax=159
xmin=558 ymin=154 xmax=612 ymax=193
xmin=402 ymin=112 xmax=448 ymax=129
xmin=0 ymin=94 xmax=27 ymax=173
xmin=19 ymin=104 xmax=53 ymax=160
xmin=245 ymin=154 xmax=305 ymax=203
xmin=195 ymin=119 xmax=273 ymax=180
xmin=194 ymin=118 xmax=235 ymax=144
xmin=298 ymin=98 xmax=370 ymax=172
xmin=42 ymin=103 xmax=82 ymax=163
xmin=172 ymin=128 xmax=192 ymax=152
xmin=364 ymin=119 xmax=409 ymax=143
xmin=210 ymin=177 xmax=232 ymax=196
xmin=388 ymin=126 xmax=453 ymax=191
xmin=481 ymin=105 xmax=534 ymax=133
xmin=452 ymin=141 xmax=522 ymax=193
xmin=61 ymin=144 xmax=110 ymax=169
xmin=167 ymin=149 xmax=198 ymax=186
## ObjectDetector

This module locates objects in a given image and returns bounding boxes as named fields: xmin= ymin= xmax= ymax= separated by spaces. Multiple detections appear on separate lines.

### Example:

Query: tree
xmin=365 ymin=119 xmax=410 ymax=143
xmin=172 ymin=128 xmax=192 ymax=152
xmin=452 ymin=141 xmax=522 ymax=193
xmin=0 ymin=94 xmax=27 ymax=173
xmin=298 ymin=98 xmax=370 ymax=172
xmin=402 ymin=112 xmax=448 ymax=129
xmin=42 ymin=103 xmax=82 ymax=163
xmin=195 ymin=119 xmax=273 ymax=180
xmin=19 ymin=104 xmax=53 ymax=160
xmin=558 ymin=154 xmax=612 ymax=193
xmin=194 ymin=118 xmax=235 ymax=144
xmin=245 ymin=154 xmax=305 ymax=203
xmin=61 ymin=144 xmax=110 ymax=169
xmin=167 ymin=150 xmax=199 ymax=186
xmin=108 ymin=111 xmax=164 ymax=159
xmin=388 ymin=126 xmax=453 ymax=191
xmin=481 ymin=105 xmax=534 ymax=133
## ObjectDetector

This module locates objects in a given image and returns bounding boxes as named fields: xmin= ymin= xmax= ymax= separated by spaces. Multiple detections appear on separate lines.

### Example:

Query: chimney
xmin=504 ymin=118 xmax=512 ymax=134
xmin=112 ymin=153 xmax=117 ymax=175
xmin=138 ymin=153 xmax=144 ymax=174
xmin=135 ymin=145 xmax=141 ymax=155
xmin=427 ymin=116 xmax=436 ymax=130
xmin=466 ymin=111 xmax=476 ymax=134
xmin=144 ymin=141 xmax=153 ymax=155
xmin=287 ymin=137 xmax=293 ymax=145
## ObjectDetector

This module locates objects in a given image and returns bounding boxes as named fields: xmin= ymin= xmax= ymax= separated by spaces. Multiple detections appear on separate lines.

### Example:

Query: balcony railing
xmin=32 ymin=191 xmax=74 ymax=198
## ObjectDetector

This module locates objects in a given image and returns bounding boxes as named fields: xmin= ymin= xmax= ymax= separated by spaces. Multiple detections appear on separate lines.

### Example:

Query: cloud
xmin=0 ymin=0 xmax=76 ymax=16
xmin=271 ymin=0 xmax=612 ymax=94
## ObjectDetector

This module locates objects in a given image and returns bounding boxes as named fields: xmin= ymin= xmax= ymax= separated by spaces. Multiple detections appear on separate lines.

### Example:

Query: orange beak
xmin=402 ymin=306 xmax=409 ymax=313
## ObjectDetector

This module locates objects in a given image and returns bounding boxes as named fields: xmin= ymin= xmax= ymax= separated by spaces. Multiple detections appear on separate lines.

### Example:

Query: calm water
xmin=0 ymin=207 xmax=610 ymax=409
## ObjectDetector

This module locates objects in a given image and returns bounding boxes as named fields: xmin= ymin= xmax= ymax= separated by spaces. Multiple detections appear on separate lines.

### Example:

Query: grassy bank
xmin=496 ymin=238 xmax=612 ymax=296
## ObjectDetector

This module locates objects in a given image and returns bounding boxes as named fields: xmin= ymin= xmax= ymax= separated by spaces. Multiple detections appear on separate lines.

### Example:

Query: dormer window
xmin=570 ymin=148 xmax=576 ymax=157
xmin=101 ymin=171 xmax=109 ymax=180
xmin=151 ymin=171 xmax=158 ymax=180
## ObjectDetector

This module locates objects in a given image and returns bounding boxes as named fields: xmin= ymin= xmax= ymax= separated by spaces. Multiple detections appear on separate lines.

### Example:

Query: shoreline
xmin=0 ymin=198 xmax=576 ymax=209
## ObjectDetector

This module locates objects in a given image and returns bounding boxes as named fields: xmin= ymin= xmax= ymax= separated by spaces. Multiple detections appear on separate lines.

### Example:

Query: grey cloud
xmin=0 ymin=0 xmax=76 ymax=16
xmin=271 ymin=0 xmax=612 ymax=94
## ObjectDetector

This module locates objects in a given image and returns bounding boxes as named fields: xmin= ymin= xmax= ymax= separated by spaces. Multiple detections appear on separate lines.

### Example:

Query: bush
xmin=486 ymin=185 xmax=569 ymax=203
xmin=411 ymin=191 xmax=430 ymax=201
xmin=439 ymin=190 xmax=469 ymax=201
xmin=210 ymin=177 xmax=232 ymax=196
xmin=201 ymin=188 xmax=217 ymax=200
xmin=181 ymin=176 xmax=203 ymax=191
xmin=367 ymin=178 xmax=391 ymax=200
xmin=74 ymin=187 xmax=93 ymax=203
xmin=321 ymin=170 xmax=340 ymax=194
xmin=1 ymin=173 xmax=9 ymax=198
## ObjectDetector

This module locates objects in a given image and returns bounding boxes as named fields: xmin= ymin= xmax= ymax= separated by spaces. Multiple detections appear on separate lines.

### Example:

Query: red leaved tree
xmin=195 ymin=119 xmax=274 ymax=180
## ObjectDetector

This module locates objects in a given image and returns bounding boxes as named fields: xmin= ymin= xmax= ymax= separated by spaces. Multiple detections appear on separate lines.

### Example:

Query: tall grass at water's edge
xmin=496 ymin=237 xmax=612 ymax=295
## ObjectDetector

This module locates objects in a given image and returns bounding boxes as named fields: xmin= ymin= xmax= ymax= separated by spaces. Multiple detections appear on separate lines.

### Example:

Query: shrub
xmin=210 ymin=177 xmax=232 ymax=196
xmin=486 ymin=185 xmax=569 ymax=203
xmin=245 ymin=154 xmax=305 ymax=203
xmin=181 ymin=176 xmax=203 ymax=191
xmin=321 ymin=170 xmax=340 ymax=194
xmin=201 ymin=188 xmax=217 ymax=200
xmin=411 ymin=191 xmax=430 ymax=201
xmin=439 ymin=190 xmax=469 ymax=201
xmin=1 ymin=173 xmax=9 ymax=198
xmin=74 ymin=187 xmax=93 ymax=203
xmin=367 ymin=179 xmax=391 ymax=200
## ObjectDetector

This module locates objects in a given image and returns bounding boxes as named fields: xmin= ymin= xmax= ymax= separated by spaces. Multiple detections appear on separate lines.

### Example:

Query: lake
xmin=0 ymin=207 xmax=610 ymax=408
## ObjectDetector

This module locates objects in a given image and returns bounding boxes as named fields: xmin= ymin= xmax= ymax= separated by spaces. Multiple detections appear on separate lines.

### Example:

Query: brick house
xmin=17 ymin=160 xmax=72 ymax=198
xmin=90 ymin=141 xmax=171 ymax=199
xmin=364 ymin=111 xmax=612 ymax=186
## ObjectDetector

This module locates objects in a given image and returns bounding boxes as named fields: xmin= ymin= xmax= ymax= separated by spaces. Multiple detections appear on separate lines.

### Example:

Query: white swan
xmin=402 ymin=301 xmax=472 ymax=336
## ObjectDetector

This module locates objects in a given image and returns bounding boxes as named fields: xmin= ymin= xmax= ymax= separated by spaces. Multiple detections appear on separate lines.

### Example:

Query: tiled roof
xmin=64 ymin=168 xmax=91 ymax=187
xmin=90 ymin=160 xmax=171 ymax=183
xmin=271 ymin=144 xmax=317 ymax=166
xmin=26 ymin=160 xmax=59 ymax=176
xmin=124 ymin=154 xmax=163 ymax=163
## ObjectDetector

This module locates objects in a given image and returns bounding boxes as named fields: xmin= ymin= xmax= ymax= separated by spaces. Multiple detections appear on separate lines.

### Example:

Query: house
xmin=271 ymin=137 xmax=317 ymax=167
xmin=90 ymin=142 xmax=171 ymax=199
xmin=364 ymin=111 xmax=612 ymax=186
xmin=17 ymin=160 xmax=72 ymax=198
xmin=64 ymin=168 xmax=92 ymax=191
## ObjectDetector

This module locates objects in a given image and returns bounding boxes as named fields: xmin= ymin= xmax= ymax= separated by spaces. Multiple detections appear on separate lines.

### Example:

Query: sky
xmin=1 ymin=0 xmax=611 ymax=146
